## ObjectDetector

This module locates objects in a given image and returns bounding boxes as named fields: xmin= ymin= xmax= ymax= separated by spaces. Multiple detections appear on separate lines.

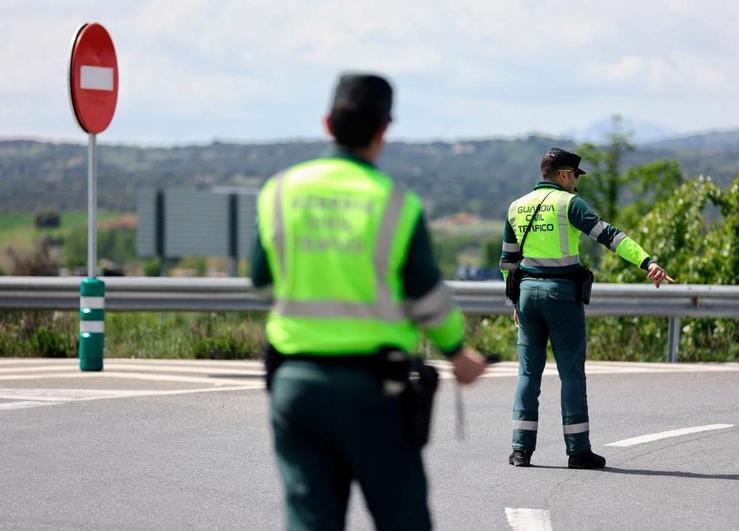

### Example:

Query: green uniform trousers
xmin=270 ymin=360 xmax=432 ymax=531
xmin=512 ymin=278 xmax=591 ymax=455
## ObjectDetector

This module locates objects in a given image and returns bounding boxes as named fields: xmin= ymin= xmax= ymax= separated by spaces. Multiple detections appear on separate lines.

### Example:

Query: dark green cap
xmin=330 ymin=73 xmax=393 ymax=120
xmin=542 ymin=147 xmax=587 ymax=175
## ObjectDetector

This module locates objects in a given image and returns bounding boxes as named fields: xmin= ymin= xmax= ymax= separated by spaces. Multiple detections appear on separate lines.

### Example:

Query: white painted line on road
xmin=0 ymin=371 xmax=254 ymax=386
xmin=98 ymin=371 xmax=256 ymax=386
xmin=105 ymin=362 xmax=265 ymax=376
xmin=606 ymin=424 xmax=735 ymax=447
xmin=0 ymin=384 xmax=263 ymax=412
xmin=0 ymin=388 xmax=152 ymax=402
xmin=0 ymin=359 xmax=75 ymax=365
xmin=0 ymin=365 xmax=79 ymax=374
xmin=505 ymin=508 xmax=553 ymax=531
xmin=109 ymin=358 xmax=265 ymax=368
xmin=0 ymin=400 xmax=60 ymax=410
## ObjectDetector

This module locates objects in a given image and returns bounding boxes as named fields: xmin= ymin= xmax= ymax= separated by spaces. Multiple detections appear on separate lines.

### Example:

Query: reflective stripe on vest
xmin=502 ymin=242 xmax=520 ymax=252
xmin=555 ymin=192 xmax=570 ymax=256
xmin=271 ymin=179 xmax=407 ymax=322
xmin=588 ymin=220 xmax=609 ymax=240
xmin=403 ymin=280 xmax=453 ymax=328
xmin=610 ymin=231 xmax=627 ymax=251
xmin=521 ymin=255 xmax=581 ymax=267
xmin=272 ymin=172 xmax=286 ymax=279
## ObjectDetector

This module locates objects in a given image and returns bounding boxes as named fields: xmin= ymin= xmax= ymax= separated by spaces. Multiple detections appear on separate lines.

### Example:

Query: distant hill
xmin=1 ymin=132 xmax=737 ymax=220
xmin=642 ymin=130 xmax=739 ymax=151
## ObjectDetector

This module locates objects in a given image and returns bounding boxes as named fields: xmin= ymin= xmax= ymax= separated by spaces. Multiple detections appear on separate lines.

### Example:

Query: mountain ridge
xmin=1 ymin=130 xmax=736 ymax=219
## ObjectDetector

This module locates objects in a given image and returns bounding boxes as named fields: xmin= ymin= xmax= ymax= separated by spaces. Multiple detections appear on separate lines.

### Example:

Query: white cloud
xmin=1 ymin=0 xmax=738 ymax=142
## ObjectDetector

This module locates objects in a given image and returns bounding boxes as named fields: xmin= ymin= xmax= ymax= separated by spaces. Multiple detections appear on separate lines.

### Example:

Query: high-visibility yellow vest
xmin=257 ymin=157 xmax=426 ymax=355
xmin=508 ymin=188 xmax=582 ymax=268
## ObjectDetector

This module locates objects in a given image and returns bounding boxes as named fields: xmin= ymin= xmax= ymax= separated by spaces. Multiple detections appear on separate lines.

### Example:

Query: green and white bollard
xmin=80 ymin=278 xmax=105 ymax=371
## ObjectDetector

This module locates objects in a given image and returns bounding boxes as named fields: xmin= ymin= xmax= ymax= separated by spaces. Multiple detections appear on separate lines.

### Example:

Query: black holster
xmin=398 ymin=358 xmax=439 ymax=448
xmin=369 ymin=350 xmax=440 ymax=448
xmin=575 ymin=267 xmax=595 ymax=305
xmin=505 ymin=263 xmax=524 ymax=304
xmin=263 ymin=343 xmax=282 ymax=392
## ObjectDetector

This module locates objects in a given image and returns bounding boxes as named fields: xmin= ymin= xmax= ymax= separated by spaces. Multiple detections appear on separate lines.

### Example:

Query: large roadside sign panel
xmin=68 ymin=23 xmax=118 ymax=134
xmin=136 ymin=189 xmax=258 ymax=259
xmin=165 ymin=190 xmax=230 ymax=258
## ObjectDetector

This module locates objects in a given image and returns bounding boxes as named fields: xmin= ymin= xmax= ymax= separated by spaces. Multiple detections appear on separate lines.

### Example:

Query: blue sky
xmin=1 ymin=0 xmax=737 ymax=145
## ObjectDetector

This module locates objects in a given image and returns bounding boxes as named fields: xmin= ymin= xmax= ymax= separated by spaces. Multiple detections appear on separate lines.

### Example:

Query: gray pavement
xmin=0 ymin=359 xmax=736 ymax=530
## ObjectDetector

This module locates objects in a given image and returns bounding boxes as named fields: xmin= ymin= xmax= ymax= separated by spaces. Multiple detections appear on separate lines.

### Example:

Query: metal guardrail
xmin=1 ymin=277 xmax=737 ymax=362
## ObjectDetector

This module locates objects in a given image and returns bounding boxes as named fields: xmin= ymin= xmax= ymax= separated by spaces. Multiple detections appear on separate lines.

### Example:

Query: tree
xmin=599 ymin=176 xmax=737 ymax=285
xmin=576 ymin=115 xmax=633 ymax=225
xmin=575 ymin=116 xmax=685 ymax=270
xmin=619 ymin=160 xmax=684 ymax=228
xmin=588 ymin=176 xmax=738 ymax=362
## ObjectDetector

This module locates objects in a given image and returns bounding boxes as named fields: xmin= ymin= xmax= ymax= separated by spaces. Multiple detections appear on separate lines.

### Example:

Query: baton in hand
xmin=454 ymin=353 xmax=501 ymax=442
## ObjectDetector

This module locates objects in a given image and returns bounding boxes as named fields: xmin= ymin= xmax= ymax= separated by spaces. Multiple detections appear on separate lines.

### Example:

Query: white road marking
xmin=0 ymin=359 xmax=735 ymax=402
xmin=505 ymin=508 xmax=554 ymax=531
xmin=606 ymin=424 xmax=735 ymax=447
xmin=0 ymin=388 xmax=162 ymax=402
xmin=0 ymin=400 xmax=60 ymax=410
xmin=0 ymin=385 xmax=261 ymax=412
xmin=430 ymin=361 xmax=739 ymax=380
xmin=105 ymin=362 xmax=264 ymax=376
xmin=0 ymin=371 xmax=253 ymax=386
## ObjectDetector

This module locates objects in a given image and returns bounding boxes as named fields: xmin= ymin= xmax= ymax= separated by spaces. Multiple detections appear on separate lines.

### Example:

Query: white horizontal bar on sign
xmin=606 ymin=424 xmax=734 ymax=447
xmin=80 ymin=297 xmax=105 ymax=309
xmin=80 ymin=65 xmax=114 ymax=91
xmin=80 ymin=321 xmax=104 ymax=334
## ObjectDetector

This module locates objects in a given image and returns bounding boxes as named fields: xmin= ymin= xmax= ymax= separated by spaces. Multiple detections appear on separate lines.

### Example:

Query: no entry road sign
xmin=68 ymin=23 xmax=118 ymax=134
xmin=68 ymin=22 xmax=119 ymax=372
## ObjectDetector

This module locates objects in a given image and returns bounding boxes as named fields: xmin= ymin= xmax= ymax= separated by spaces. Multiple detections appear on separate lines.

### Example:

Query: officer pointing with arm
xmin=499 ymin=148 xmax=673 ymax=469
xmin=252 ymin=73 xmax=486 ymax=530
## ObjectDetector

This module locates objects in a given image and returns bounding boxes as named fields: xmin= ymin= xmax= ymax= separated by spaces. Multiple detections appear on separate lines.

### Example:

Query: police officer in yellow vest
xmin=500 ymin=148 xmax=673 ymax=469
xmin=252 ymin=73 xmax=487 ymax=530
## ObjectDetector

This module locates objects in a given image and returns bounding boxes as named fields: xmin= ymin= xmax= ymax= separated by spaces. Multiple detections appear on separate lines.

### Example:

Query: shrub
xmin=27 ymin=327 xmax=75 ymax=358
xmin=34 ymin=209 xmax=61 ymax=228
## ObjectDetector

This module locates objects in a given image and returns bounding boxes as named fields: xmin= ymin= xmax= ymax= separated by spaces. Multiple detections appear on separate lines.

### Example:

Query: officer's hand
xmin=647 ymin=263 xmax=675 ymax=288
xmin=513 ymin=308 xmax=519 ymax=328
xmin=451 ymin=347 xmax=486 ymax=385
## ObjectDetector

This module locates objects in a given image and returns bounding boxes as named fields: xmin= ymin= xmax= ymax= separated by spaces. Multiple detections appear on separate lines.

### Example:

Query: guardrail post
xmin=80 ymin=278 xmax=105 ymax=371
xmin=666 ymin=317 xmax=681 ymax=363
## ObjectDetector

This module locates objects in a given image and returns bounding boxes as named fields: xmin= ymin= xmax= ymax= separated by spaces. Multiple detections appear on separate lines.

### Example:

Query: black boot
xmin=568 ymin=450 xmax=606 ymax=469
xmin=508 ymin=449 xmax=533 ymax=467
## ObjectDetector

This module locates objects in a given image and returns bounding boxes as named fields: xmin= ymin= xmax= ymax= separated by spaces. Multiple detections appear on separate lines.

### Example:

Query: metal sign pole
xmin=88 ymin=133 xmax=97 ymax=278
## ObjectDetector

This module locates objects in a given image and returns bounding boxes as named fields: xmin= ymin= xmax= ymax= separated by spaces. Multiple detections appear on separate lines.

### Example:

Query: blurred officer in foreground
xmin=252 ymin=73 xmax=486 ymax=530
xmin=499 ymin=148 xmax=673 ymax=469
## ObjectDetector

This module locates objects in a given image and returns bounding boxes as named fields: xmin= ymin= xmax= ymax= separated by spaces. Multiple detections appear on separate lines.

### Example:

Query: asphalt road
xmin=0 ymin=359 xmax=737 ymax=530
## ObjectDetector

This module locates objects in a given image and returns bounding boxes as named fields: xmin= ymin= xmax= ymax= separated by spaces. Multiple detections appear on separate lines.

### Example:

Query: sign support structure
xmin=68 ymin=23 xmax=118 ymax=371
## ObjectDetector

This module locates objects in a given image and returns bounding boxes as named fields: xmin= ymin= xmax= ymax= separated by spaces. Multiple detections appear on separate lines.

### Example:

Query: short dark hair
xmin=540 ymin=152 xmax=561 ymax=180
xmin=328 ymin=107 xmax=389 ymax=149
xmin=328 ymin=73 xmax=393 ymax=149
